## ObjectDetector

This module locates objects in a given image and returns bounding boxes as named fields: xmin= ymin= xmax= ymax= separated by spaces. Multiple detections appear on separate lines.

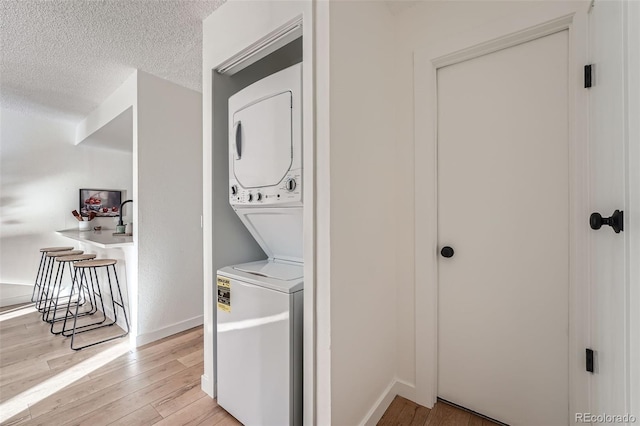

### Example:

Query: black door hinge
xmin=584 ymin=65 xmax=593 ymax=88
xmin=586 ymin=348 xmax=594 ymax=373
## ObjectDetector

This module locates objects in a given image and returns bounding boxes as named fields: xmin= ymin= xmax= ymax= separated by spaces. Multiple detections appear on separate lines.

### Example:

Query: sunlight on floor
xmin=0 ymin=305 xmax=38 ymax=323
xmin=0 ymin=341 xmax=130 ymax=423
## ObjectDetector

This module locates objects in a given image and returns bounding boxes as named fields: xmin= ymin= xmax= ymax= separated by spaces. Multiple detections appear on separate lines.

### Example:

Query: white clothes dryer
xmin=228 ymin=63 xmax=302 ymax=210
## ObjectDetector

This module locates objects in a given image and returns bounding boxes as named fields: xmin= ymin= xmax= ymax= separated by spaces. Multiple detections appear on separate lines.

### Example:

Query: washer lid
xmin=234 ymin=207 xmax=303 ymax=263
xmin=219 ymin=260 xmax=303 ymax=293
xmin=233 ymin=260 xmax=303 ymax=281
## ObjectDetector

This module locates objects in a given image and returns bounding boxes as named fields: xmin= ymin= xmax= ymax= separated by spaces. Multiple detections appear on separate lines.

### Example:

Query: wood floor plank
xmin=1 ymin=325 xmax=53 ymax=351
xmin=45 ymin=332 xmax=126 ymax=372
xmin=0 ymin=309 xmax=232 ymax=426
xmin=105 ymin=404 xmax=162 ymax=426
xmin=216 ymin=415 xmax=242 ymax=426
xmin=0 ymin=368 xmax=91 ymax=404
xmin=0 ymin=322 xmax=27 ymax=337
xmin=0 ymin=302 xmax=33 ymax=314
xmin=2 ymin=306 xmax=503 ymax=426
xmin=468 ymin=415 xmax=484 ymax=426
xmin=1 ymin=332 xmax=124 ymax=402
xmin=1 ymin=322 xmax=123 ymax=368
xmin=195 ymin=407 xmax=229 ymax=426
xmin=0 ymin=306 xmax=42 ymax=330
xmin=0 ymin=359 xmax=50 ymax=388
xmin=71 ymin=363 xmax=205 ymax=426
xmin=177 ymin=348 xmax=204 ymax=368
xmin=410 ymin=406 xmax=432 ymax=426
xmin=426 ymin=402 xmax=471 ymax=426
xmin=87 ymin=329 xmax=203 ymax=380
xmin=397 ymin=399 xmax=420 ymax=424
xmin=378 ymin=395 xmax=409 ymax=425
xmin=0 ymin=408 xmax=31 ymax=426
xmin=152 ymin=395 xmax=222 ymax=426
xmin=27 ymin=359 xmax=187 ymax=420
xmin=150 ymin=378 xmax=206 ymax=418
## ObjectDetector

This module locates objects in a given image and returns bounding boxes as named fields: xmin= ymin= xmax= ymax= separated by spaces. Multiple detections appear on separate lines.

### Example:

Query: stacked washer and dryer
xmin=216 ymin=63 xmax=304 ymax=426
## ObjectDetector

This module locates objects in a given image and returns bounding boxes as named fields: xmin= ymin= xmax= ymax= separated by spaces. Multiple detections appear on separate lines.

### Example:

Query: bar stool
xmin=37 ymin=250 xmax=84 ymax=313
xmin=63 ymin=259 xmax=130 ymax=350
xmin=46 ymin=253 xmax=97 ymax=334
xmin=32 ymin=247 xmax=74 ymax=304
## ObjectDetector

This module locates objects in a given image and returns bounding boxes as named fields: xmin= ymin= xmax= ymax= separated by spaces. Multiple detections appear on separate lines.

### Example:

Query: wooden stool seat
xmin=40 ymin=246 xmax=74 ymax=253
xmin=73 ymin=259 xmax=117 ymax=268
xmin=47 ymin=250 xmax=83 ymax=258
xmin=57 ymin=254 xmax=97 ymax=262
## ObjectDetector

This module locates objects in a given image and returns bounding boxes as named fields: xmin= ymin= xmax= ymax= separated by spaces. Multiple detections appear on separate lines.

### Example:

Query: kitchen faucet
xmin=118 ymin=199 xmax=133 ymax=227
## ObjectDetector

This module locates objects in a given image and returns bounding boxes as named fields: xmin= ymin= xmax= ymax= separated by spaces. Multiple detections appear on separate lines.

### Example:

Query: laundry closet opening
xmin=210 ymin=34 xmax=304 ymax=426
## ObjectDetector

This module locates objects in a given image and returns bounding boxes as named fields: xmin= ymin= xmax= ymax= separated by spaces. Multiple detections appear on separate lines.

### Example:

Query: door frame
xmin=413 ymin=5 xmax=591 ymax=421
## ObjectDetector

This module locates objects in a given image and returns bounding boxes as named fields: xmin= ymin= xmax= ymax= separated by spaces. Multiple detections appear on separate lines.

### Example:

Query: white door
xmin=437 ymin=31 xmax=570 ymax=425
xmin=588 ymin=0 xmax=632 ymax=418
xmin=231 ymin=91 xmax=293 ymax=188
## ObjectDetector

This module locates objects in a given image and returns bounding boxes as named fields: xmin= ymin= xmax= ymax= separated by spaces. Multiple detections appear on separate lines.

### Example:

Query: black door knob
xmin=590 ymin=210 xmax=624 ymax=233
xmin=441 ymin=246 xmax=454 ymax=258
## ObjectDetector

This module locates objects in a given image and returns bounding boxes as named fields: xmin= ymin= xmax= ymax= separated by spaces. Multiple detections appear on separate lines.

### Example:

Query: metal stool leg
xmin=33 ymin=247 xmax=74 ymax=306
xmin=36 ymin=256 xmax=55 ymax=312
xmin=68 ymin=261 xmax=130 ymax=351
xmin=109 ymin=264 xmax=130 ymax=336
xmin=37 ymin=249 xmax=82 ymax=312
xmin=46 ymin=254 xmax=96 ymax=334
xmin=61 ymin=267 xmax=106 ymax=337
xmin=42 ymin=261 xmax=63 ymax=322
xmin=31 ymin=252 xmax=46 ymax=303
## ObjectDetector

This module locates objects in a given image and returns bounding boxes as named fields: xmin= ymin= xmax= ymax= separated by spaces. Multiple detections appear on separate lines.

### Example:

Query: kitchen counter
xmin=57 ymin=229 xmax=134 ymax=248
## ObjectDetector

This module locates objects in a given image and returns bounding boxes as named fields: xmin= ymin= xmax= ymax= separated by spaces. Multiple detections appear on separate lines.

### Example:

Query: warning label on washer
xmin=217 ymin=276 xmax=231 ymax=312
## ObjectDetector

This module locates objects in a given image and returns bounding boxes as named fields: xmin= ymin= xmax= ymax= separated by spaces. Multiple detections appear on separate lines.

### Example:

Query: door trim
xmin=413 ymin=5 xmax=590 ymax=423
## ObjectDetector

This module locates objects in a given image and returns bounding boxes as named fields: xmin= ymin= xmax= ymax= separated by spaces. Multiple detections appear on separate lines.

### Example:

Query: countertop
xmin=57 ymin=229 xmax=134 ymax=248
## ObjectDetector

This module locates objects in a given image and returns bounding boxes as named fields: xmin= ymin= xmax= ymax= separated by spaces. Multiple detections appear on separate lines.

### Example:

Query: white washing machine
xmin=216 ymin=260 xmax=303 ymax=426
xmin=217 ymin=63 xmax=303 ymax=426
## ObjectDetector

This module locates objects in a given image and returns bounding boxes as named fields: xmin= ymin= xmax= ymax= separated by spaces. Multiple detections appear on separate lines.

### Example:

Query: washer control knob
xmin=247 ymin=193 xmax=253 ymax=202
xmin=285 ymin=178 xmax=297 ymax=192
xmin=231 ymin=185 xmax=238 ymax=196
xmin=256 ymin=193 xmax=263 ymax=201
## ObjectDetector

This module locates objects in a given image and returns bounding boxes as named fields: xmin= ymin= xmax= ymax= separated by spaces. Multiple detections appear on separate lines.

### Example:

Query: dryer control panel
xmin=230 ymin=171 xmax=302 ymax=207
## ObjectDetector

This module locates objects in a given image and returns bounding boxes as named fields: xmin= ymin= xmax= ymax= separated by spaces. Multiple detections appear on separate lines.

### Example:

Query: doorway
xmin=436 ymin=30 xmax=569 ymax=425
xmin=413 ymin=11 xmax=591 ymax=426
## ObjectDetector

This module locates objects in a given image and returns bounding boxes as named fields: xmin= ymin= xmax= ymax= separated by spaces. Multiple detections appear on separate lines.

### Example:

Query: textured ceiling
xmin=0 ymin=0 xmax=225 ymax=123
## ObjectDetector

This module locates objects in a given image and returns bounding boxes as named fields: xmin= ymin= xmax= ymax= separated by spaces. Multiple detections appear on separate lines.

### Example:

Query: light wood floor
xmin=378 ymin=396 xmax=499 ymax=426
xmin=2 ymin=304 xmax=498 ymax=426
xmin=0 ymin=303 xmax=239 ymax=426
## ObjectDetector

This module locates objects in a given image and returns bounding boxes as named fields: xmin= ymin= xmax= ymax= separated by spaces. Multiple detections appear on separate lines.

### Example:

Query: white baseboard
xmin=0 ymin=283 xmax=33 ymax=308
xmin=201 ymin=373 xmax=214 ymax=398
xmin=360 ymin=378 xmax=417 ymax=426
xmin=135 ymin=315 xmax=204 ymax=347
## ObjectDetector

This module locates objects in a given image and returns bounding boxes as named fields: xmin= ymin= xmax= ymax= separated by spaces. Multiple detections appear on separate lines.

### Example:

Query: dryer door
xmin=232 ymin=91 xmax=292 ymax=188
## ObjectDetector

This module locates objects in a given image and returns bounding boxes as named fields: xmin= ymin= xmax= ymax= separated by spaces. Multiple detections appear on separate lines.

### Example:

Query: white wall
xmin=0 ymin=108 xmax=133 ymax=305
xmin=391 ymin=0 xmax=588 ymax=391
xmin=326 ymin=2 xmax=399 ymax=424
xmin=135 ymin=71 xmax=204 ymax=343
